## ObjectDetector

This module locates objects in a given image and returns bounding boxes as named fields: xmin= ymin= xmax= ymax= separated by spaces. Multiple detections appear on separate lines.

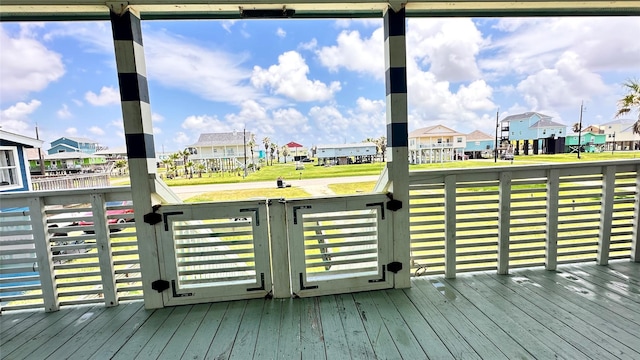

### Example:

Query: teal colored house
xmin=565 ymin=131 xmax=606 ymax=153
xmin=500 ymin=112 xmax=567 ymax=154
xmin=48 ymin=136 xmax=101 ymax=155
xmin=0 ymin=130 xmax=43 ymax=192
xmin=465 ymin=130 xmax=495 ymax=158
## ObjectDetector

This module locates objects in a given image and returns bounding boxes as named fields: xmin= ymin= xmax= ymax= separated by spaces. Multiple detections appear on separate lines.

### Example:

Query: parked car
xmin=78 ymin=201 xmax=134 ymax=233
xmin=301 ymin=157 xmax=313 ymax=163
xmin=455 ymin=153 xmax=470 ymax=160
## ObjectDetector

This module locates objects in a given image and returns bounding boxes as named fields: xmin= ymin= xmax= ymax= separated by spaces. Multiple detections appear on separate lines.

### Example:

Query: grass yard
xmin=184 ymin=187 xmax=312 ymax=202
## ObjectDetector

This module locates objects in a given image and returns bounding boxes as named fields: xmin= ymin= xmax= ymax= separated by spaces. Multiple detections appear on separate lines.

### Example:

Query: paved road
xmin=171 ymin=175 xmax=381 ymax=200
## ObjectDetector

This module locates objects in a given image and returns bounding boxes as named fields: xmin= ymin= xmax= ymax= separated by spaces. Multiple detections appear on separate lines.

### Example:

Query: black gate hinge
xmin=386 ymin=199 xmax=402 ymax=212
xmin=144 ymin=204 xmax=162 ymax=225
xmin=151 ymin=279 xmax=169 ymax=292
xmin=387 ymin=261 xmax=403 ymax=273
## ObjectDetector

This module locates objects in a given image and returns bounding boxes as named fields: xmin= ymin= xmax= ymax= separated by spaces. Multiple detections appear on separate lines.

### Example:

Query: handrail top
xmin=0 ymin=185 xmax=132 ymax=200
xmin=2 ymin=1 xmax=640 ymax=21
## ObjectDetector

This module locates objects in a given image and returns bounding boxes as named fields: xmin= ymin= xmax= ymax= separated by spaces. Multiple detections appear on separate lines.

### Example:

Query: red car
xmin=78 ymin=201 xmax=134 ymax=233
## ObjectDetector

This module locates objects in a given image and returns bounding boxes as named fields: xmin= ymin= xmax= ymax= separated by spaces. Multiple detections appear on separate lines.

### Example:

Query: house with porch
xmin=501 ymin=112 xmax=567 ymax=154
xmin=47 ymin=136 xmax=102 ymax=155
xmin=0 ymin=130 xmax=43 ymax=192
xmin=1 ymin=1 xmax=639 ymax=359
xmin=316 ymin=142 xmax=377 ymax=165
xmin=188 ymin=132 xmax=257 ymax=172
xmin=565 ymin=131 xmax=607 ymax=153
xmin=408 ymin=125 xmax=466 ymax=163
xmin=601 ymin=119 xmax=640 ymax=151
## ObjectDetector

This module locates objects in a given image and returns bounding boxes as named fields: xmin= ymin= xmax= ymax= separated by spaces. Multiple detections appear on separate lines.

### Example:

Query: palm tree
xmin=248 ymin=133 xmax=256 ymax=167
xmin=270 ymin=142 xmax=277 ymax=165
xmin=376 ymin=136 xmax=387 ymax=162
xmin=572 ymin=123 xmax=581 ymax=133
xmin=281 ymin=145 xmax=290 ymax=163
xmin=615 ymin=79 xmax=640 ymax=135
xmin=195 ymin=163 xmax=205 ymax=178
xmin=262 ymin=137 xmax=270 ymax=166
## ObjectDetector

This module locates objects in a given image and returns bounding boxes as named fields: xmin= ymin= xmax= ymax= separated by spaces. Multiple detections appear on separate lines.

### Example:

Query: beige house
xmin=409 ymin=125 xmax=467 ymax=164
xmin=189 ymin=131 xmax=257 ymax=171
xmin=601 ymin=119 xmax=640 ymax=151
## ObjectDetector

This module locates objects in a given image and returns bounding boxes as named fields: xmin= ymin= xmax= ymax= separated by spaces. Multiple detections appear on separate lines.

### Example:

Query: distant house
xmin=565 ymin=131 xmax=607 ymax=153
xmin=408 ymin=125 xmax=466 ymax=164
xmin=284 ymin=141 xmax=309 ymax=162
xmin=0 ymin=130 xmax=43 ymax=192
xmin=465 ymin=130 xmax=495 ymax=158
xmin=189 ymin=132 xmax=257 ymax=171
xmin=500 ymin=112 xmax=567 ymax=154
xmin=48 ymin=136 xmax=101 ymax=155
xmin=600 ymin=119 xmax=640 ymax=151
xmin=27 ymin=150 xmax=106 ymax=174
xmin=316 ymin=143 xmax=377 ymax=165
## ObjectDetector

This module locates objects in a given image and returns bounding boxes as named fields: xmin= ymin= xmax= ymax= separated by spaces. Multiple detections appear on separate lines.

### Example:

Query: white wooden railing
xmin=31 ymin=173 xmax=111 ymax=191
xmin=409 ymin=159 xmax=640 ymax=277
xmin=0 ymin=187 xmax=140 ymax=312
xmin=1 ymin=160 xmax=638 ymax=312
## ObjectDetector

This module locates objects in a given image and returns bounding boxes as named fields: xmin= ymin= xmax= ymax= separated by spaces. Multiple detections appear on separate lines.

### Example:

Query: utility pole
xmin=577 ymin=101 xmax=584 ymax=159
xmin=494 ymin=109 xmax=499 ymax=163
xmin=35 ymin=125 xmax=45 ymax=175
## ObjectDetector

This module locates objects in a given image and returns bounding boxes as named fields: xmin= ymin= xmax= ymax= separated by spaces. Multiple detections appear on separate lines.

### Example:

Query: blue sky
xmin=1 ymin=17 xmax=638 ymax=153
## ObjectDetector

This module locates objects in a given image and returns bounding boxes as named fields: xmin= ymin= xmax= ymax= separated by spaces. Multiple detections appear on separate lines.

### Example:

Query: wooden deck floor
xmin=2 ymin=261 xmax=639 ymax=359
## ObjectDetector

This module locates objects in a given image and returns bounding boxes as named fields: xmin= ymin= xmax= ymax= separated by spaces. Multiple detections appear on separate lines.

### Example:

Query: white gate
xmin=155 ymin=200 xmax=271 ymax=306
xmin=286 ymin=194 xmax=395 ymax=297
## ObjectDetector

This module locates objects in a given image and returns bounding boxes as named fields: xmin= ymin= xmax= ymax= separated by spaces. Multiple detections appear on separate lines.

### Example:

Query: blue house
xmin=500 ymin=112 xmax=567 ymax=154
xmin=465 ymin=130 xmax=495 ymax=158
xmin=48 ymin=136 xmax=101 ymax=155
xmin=0 ymin=130 xmax=43 ymax=192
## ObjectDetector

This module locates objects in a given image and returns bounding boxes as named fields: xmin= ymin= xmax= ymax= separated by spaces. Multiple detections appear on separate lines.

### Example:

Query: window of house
xmin=0 ymin=147 xmax=22 ymax=190
xmin=457 ymin=137 xmax=463 ymax=143
xmin=437 ymin=138 xmax=442 ymax=144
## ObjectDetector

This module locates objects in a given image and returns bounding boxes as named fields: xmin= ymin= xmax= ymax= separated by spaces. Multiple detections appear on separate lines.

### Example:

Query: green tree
xmin=195 ymin=163 xmax=205 ymax=178
xmin=572 ymin=123 xmax=581 ymax=133
xmin=270 ymin=142 xmax=277 ymax=165
xmin=376 ymin=136 xmax=387 ymax=162
xmin=114 ymin=159 xmax=127 ymax=175
xmin=281 ymin=145 xmax=290 ymax=163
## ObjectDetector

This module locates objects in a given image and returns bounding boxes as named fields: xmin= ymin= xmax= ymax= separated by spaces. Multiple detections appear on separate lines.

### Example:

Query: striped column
xmin=110 ymin=6 xmax=163 ymax=309
xmin=384 ymin=7 xmax=411 ymax=288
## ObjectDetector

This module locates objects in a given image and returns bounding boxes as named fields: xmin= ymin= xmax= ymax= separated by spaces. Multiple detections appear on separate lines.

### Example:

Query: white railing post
xmin=27 ymin=196 xmax=59 ymax=312
xmin=90 ymin=194 xmax=118 ymax=307
xmin=546 ymin=169 xmax=559 ymax=271
xmin=269 ymin=199 xmax=291 ymax=298
xmin=631 ymin=164 xmax=639 ymax=262
xmin=597 ymin=166 xmax=616 ymax=265
xmin=497 ymin=172 xmax=512 ymax=275
xmin=444 ymin=174 xmax=456 ymax=278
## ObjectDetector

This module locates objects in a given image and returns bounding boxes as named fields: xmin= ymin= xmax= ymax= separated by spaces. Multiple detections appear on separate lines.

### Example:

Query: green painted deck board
xmin=1 ymin=262 xmax=638 ymax=360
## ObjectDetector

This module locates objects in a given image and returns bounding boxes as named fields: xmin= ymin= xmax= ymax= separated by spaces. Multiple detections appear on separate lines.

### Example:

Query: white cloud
xmin=153 ymin=127 xmax=162 ymax=135
xmin=221 ymin=20 xmax=238 ymax=33
xmin=407 ymin=19 xmax=485 ymax=82
xmin=65 ymin=127 xmax=78 ymax=136
xmin=181 ymin=114 xmax=231 ymax=133
xmin=252 ymin=51 xmax=341 ymax=102
xmin=152 ymin=113 xmax=165 ymax=122
xmin=89 ymin=126 xmax=105 ymax=136
xmin=57 ymin=104 xmax=72 ymax=119
xmin=299 ymin=38 xmax=317 ymax=51
xmin=0 ymin=27 xmax=64 ymax=102
xmin=276 ymin=28 xmax=286 ymax=38
xmin=516 ymin=51 xmax=608 ymax=110
xmin=316 ymin=29 xmax=384 ymax=80
xmin=85 ymin=86 xmax=120 ymax=106
xmin=0 ymin=100 xmax=42 ymax=134
xmin=173 ymin=132 xmax=191 ymax=148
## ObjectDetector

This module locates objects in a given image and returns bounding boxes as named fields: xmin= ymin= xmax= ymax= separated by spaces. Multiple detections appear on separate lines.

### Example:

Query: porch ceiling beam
xmin=2 ymin=1 xmax=640 ymax=21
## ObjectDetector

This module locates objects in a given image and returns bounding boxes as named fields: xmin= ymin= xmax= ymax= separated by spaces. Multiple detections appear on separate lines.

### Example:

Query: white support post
xmin=444 ymin=175 xmax=457 ymax=279
xmin=110 ymin=6 xmax=163 ymax=309
xmin=382 ymin=6 xmax=410 ymax=288
xmin=632 ymin=164 xmax=640 ymax=262
xmin=91 ymin=194 xmax=118 ymax=307
xmin=546 ymin=169 xmax=559 ymax=271
xmin=598 ymin=166 xmax=616 ymax=265
xmin=269 ymin=200 xmax=291 ymax=298
xmin=28 ymin=197 xmax=59 ymax=312
xmin=497 ymin=172 xmax=512 ymax=275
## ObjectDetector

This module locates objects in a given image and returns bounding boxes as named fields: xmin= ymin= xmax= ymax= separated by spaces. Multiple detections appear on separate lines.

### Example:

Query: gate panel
xmin=156 ymin=200 xmax=271 ymax=306
xmin=286 ymin=194 xmax=393 ymax=297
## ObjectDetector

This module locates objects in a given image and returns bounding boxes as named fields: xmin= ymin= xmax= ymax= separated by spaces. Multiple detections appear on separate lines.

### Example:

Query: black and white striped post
xmin=110 ymin=4 xmax=163 ymax=309
xmin=383 ymin=6 xmax=411 ymax=288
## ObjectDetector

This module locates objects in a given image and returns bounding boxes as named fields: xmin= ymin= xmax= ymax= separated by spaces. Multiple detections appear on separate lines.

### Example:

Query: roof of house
xmin=501 ymin=112 xmax=551 ymax=123
xmin=50 ymin=143 xmax=80 ymax=151
xmin=466 ymin=130 xmax=494 ymax=141
xmin=95 ymin=146 xmax=128 ymax=156
xmin=191 ymin=132 xmax=255 ymax=146
xmin=286 ymin=141 xmax=304 ymax=148
xmin=530 ymin=118 xmax=566 ymax=128
xmin=0 ymin=129 xmax=43 ymax=148
xmin=600 ymin=118 xmax=635 ymax=126
xmin=317 ymin=142 xmax=377 ymax=149
xmin=54 ymin=136 xmax=99 ymax=144
xmin=408 ymin=125 xmax=463 ymax=138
